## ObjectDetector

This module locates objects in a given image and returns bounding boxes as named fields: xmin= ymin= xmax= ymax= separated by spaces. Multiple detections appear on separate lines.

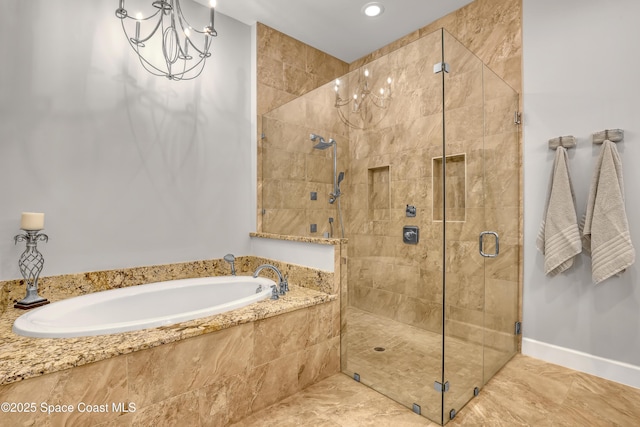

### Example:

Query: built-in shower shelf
xmin=368 ymin=166 xmax=390 ymax=221
xmin=433 ymin=154 xmax=466 ymax=222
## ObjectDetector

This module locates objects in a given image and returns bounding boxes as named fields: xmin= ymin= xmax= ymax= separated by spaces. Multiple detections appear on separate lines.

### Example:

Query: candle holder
xmin=13 ymin=230 xmax=50 ymax=309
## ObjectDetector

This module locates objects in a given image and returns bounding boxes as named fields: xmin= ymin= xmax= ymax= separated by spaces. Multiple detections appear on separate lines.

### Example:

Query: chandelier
xmin=334 ymin=68 xmax=392 ymax=129
xmin=115 ymin=0 xmax=218 ymax=81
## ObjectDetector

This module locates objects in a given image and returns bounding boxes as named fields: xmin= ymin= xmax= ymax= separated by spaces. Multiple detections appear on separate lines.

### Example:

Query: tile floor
xmin=231 ymin=354 xmax=640 ymax=426
xmin=344 ymin=308 xmax=515 ymax=421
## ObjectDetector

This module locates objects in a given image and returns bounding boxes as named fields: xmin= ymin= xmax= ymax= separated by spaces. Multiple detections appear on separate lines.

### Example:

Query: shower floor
xmin=345 ymin=307 xmax=514 ymax=423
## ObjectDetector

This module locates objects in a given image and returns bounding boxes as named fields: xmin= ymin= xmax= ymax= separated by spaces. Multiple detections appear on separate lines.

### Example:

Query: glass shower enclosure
xmin=260 ymin=29 xmax=520 ymax=425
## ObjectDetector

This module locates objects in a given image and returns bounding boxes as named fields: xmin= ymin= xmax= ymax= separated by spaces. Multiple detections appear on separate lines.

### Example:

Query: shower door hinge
xmin=433 ymin=62 xmax=450 ymax=74
xmin=434 ymin=381 xmax=449 ymax=393
xmin=515 ymin=321 xmax=522 ymax=335
xmin=514 ymin=111 xmax=522 ymax=125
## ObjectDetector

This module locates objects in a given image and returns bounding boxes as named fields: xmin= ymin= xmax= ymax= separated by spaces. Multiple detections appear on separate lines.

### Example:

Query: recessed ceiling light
xmin=362 ymin=2 xmax=384 ymax=17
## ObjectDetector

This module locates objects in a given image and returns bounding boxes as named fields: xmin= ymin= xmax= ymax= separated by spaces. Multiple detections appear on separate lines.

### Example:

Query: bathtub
xmin=12 ymin=276 xmax=276 ymax=338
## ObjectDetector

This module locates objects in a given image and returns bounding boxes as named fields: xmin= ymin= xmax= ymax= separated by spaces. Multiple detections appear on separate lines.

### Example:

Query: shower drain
xmin=373 ymin=347 xmax=386 ymax=352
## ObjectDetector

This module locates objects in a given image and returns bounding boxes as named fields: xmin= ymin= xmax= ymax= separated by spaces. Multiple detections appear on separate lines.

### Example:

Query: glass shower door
xmin=441 ymin=30 xmax=520 ymax=423
xmin=342 ymin=28 xmax=446 ymax=424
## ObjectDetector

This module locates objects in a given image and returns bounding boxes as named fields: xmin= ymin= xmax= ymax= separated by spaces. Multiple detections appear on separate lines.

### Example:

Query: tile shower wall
xmin=255 ymin=0 xmax=522 ymax=351
xmin=261 ymin=83 xmax=350 ymax=237
xmin=350 ymin=0 xmax=522 ymax=94
xmin=347 ymin=31 xmax=445 ymax=334
xmin=348 ymin=0 xmax=523 ymax=349
xmin=256 ymin=23 xmax=348 ymax=233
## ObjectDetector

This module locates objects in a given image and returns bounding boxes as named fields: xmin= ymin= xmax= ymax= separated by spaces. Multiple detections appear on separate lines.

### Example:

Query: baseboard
xmin=522 ymin=338 xmax=640 ymax=390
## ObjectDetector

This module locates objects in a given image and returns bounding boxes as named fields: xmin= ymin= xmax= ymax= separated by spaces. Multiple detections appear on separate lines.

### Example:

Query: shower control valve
xmin=403 ymin=226 xmax=419 ymax=244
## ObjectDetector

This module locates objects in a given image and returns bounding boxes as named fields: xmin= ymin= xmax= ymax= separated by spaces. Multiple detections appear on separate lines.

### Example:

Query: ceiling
xmin=196 ymin=0 xmax=474 ymax=63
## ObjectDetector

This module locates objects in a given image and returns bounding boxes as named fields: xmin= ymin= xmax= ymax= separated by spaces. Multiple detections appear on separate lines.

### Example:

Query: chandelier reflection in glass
xmin=115 ymin=0 xmax=218 ymax=81
xmin=334 ymin=68 xmax=392 ymax=129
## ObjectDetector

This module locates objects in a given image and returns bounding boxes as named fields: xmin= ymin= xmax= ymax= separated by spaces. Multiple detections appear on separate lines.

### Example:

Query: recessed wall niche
xmin=368 ymin=166 xmax=390 ymax=221
xmin=432 ymin=154 xmax=466 ymax=222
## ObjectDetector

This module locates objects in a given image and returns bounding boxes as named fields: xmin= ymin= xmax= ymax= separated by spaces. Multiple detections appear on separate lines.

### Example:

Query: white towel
xmin=581 ymin=140 xmax=635 ymax=283
xmin=537 ymin=146 xmax=582 ymax=275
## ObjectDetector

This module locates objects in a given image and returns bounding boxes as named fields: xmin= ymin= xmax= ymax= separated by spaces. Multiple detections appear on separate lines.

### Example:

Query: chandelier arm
xmin=174 ymin=0 xmax=212 ymax=35
xmin=124 ymin=27 xmax=173 ymax=77
xmin=128 ymin=13 xmax=164 ymax=44
xmin=185 ymin=34 xmax=212 ymax=58
xmin=135 ymin=45 xmax=174 ymax=77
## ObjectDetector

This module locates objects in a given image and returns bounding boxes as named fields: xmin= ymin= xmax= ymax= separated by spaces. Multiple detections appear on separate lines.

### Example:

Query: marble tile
xmin=257 ymin=84 xmax=296 ymax=116
xmin=298 ymin=336 xmax=340 ymax=390
xmin=130 ymin=390 xmax=200 ymax=427
xmin=257 ymin=53 xmax=284 ymax=90
xmin=253 ymin=309 xmax=308 ymax=367
xmin=226 ymin=352 xmax=300 ymax=423
xmin=307 ymin=301 xmax=339 ymax=346
xmin=231 ymin=372 xmax=437 ymax=427
xmin=197 ymin=381 xmax=229 ymax=427
xmin=224 ymin=339 xmax=628 ymax=426
xmin=127 ymin=323 xmax=253 ymax=407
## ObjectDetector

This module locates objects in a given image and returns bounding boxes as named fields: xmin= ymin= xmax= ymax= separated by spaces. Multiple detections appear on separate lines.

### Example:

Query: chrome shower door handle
xmin=479 ymin=231 xmax=499 ymax=258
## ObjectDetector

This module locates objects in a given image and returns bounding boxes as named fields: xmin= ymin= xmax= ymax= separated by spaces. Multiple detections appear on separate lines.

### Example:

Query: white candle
xmin=21 ymin=212 xmax=45 ymax=231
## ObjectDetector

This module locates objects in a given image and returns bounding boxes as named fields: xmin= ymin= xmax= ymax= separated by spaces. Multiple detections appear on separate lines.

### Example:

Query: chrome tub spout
xmin=252 ymin=264 xmax=288 ymax=299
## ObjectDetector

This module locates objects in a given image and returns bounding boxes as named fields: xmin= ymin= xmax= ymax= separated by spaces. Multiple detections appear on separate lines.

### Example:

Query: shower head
xmin=310 ymin=133 xmax=332 ymax=149
xmin=314 ymin=140 xmax=333 ymax=150
xmin=337 ymin=171 xmax=345 ymax=186
xmin=313 ymin=136 xmax=337 ymax=150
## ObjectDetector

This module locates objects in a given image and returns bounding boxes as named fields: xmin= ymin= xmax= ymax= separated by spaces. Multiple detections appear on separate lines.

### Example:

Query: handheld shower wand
xmin=223 ymin=254 xmax=236 ymax=276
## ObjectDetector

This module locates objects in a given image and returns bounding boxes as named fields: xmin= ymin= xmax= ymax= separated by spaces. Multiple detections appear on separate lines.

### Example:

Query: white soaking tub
xmin=12 ymin=276 xmax=276 ymax=338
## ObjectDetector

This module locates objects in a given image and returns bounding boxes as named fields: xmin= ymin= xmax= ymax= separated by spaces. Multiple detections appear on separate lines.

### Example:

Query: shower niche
xmin=259 ymin=28 xmax=520 ymax=425
xmin=433 ymin=154 xmax=466 ymax=222
xmin=368 ymin=166 xmax=390 ymax=221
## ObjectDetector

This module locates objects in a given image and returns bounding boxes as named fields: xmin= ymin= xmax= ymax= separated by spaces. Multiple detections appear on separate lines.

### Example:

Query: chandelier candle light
xmin=334 ymin=68 xmax=392 ymax=129
xmin=115 ymin=0 xmax=218 ymax=80
xmin=14 ymin=212 xmax=50 ymax=310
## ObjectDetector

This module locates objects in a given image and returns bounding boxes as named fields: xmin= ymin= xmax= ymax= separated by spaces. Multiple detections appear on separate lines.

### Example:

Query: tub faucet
xmin=224 ymin=254 xmax=236 ymax=276
xmin=252 ymin=264 xmax=288 ymax=299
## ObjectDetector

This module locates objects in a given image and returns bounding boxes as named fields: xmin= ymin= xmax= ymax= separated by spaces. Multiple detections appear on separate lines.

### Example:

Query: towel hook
xmin=548 ymin=135 xmax=576 ymax=150
xmin=593 ymin=129 xmax=624 ymax=144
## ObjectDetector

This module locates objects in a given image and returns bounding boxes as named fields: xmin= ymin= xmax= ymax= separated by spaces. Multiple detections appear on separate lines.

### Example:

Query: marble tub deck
xmin=0 ymin=283 xmax=335 ymax=386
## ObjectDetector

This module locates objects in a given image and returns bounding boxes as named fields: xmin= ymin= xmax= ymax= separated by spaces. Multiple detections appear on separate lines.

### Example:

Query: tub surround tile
xmin=253 ymin=308 xmax=308 ymax=367
xmin=198 ymin=382 xmax=230 ymax=427
xmin=131 ymin=391 xmax=201 ymax=427
xmin=297 ymin=336 xmax=341 ymax=390
xmin=0 ymin=264 xmax=340 ymax=426
xmin=127 ymin=323 xmax=254 ymax=408
xmin=0 ymin=282 xmax=334 ymax=386
xmin=0 ymin=254 xmax=338 ymax=387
